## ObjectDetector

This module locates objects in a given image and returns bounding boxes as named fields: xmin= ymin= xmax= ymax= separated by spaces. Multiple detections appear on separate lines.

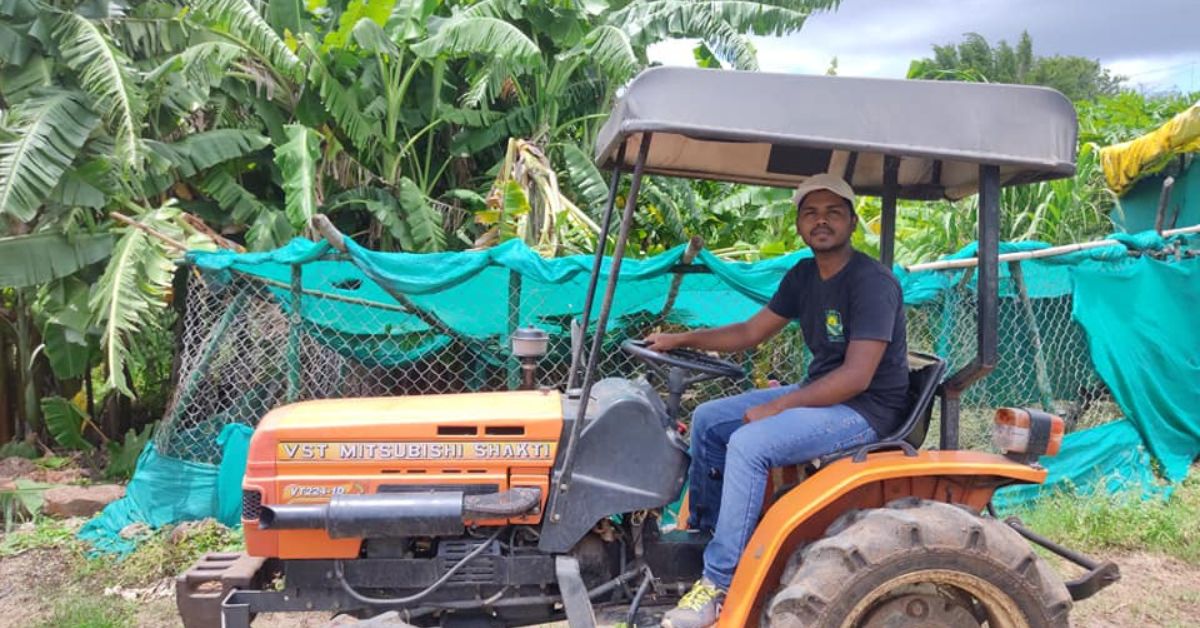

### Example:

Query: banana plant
xmin=476 ymin=138 xmax=600 ymax=255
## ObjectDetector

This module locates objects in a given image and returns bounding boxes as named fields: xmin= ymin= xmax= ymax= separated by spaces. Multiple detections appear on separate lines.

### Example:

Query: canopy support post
xmin=941 ymin=164 xmax=1000 ymax=450
xmin=548 ymin=134 xmax=652 ymax=528
xmin=880 ymin=155 xmax=900 ymax=268
xmin=567 ymin=142 xmax=627 ymax=391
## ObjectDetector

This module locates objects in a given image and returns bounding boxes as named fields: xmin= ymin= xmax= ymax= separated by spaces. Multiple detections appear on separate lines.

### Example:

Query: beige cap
xmin=792 ymin=172 xmax=856 ymax=208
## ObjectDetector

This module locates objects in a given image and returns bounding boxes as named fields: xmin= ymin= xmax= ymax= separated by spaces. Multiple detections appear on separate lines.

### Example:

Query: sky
xmin=648 ymin=0 xmax=1200 ymax=94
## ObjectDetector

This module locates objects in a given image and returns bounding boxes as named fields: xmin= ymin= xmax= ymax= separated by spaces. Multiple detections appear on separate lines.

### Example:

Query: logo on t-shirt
xmin=825 ymin=309 xmax=844 ymax=342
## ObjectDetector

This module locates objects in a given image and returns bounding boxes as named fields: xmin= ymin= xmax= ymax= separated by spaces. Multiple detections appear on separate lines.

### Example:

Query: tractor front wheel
xmin=766 ymin=498 xmax=1071 ymax=628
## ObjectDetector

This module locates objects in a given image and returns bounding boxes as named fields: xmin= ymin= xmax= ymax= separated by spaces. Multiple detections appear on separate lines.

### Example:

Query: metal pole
xmin=549 ymin=134 xmax=652 ymax=524
xmin=566 ymin=142 xmax=627 ymax=391
xmin=506 ymin=270 xmax=522 ymax=391
xmin=880 ymin=155 xmax=899 ymax=268
xmin=1155 ymin=176 xmax=1175 ymax=235
xmin=1010 ymin=261 xmax=1055 ymax=412
xmin=286 ymin=264 xmax=303 ymax=402
xmin=940 ymin=164 xmax=1001 ymax=449
xmin=977 ymin=164 xmax=1000 ymax=373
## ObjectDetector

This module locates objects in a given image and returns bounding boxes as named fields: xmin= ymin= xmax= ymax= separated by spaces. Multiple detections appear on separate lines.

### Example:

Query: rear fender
xmin=718 ymin=450 xmax=1047 ymax=627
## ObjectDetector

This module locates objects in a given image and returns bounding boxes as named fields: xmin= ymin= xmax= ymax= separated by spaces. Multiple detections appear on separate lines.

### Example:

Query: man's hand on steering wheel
xmin=644 ymin=331 xmax=687 ymax=353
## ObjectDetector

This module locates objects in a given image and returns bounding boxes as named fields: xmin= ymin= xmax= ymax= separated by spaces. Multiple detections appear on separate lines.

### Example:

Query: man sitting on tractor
xmin=645 ymin=173 xmax=910 ymax=628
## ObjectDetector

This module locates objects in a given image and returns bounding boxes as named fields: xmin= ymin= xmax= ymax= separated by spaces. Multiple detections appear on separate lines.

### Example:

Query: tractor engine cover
xmin=241 ymin=390 xmax=562 ymax=559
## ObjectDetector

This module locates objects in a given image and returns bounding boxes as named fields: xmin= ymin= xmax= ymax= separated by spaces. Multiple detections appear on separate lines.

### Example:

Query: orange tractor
xmin=178 ymin=69 xmax=1118 ymax=627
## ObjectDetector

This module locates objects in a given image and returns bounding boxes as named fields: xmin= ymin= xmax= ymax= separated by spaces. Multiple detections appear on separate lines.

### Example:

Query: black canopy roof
xmin=594 ymin=68 xmax=1078 ymax=200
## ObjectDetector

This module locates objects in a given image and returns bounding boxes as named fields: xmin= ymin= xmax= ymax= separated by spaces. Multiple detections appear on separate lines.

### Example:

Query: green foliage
xmin=412 ymin=16 xmax=541 ymax=69
xmin=144 ymin=130 xmax=271 ymax=180
xmin=302 ymin=42 xmax=379 ymax=151
xmin=52 ymin=13 xmax=145 ymax=168
xmin=611 ymin=0 xmax=833 ymax=71
xmin=40 ymin=396 xmax=95 ymax=451
xmin=104 ymin=423 xmax=154 ymax=481
xmin=1077 ymin=91 xmax=1199 ymax=146
xmin=197 ymin=170 xmax=276 ymax=227
xmin=908 ymin=30 xmax=1123 ymax=102
xmin=190 ymin=0 xmax=302 ymax=80
xmin=274 ymin=124 xmax=321 ymax=229
xmin=0 ymin=233 xmax=113 ymax=290
xmin=322 ymin=0 xmax=395 ymax=52
xmin=0 ymin=91 xmax=101 ymax=222
xmin=0 ymin=479 xmax=52 ymax=531
xmin=40 ymin=278 xmax=100 ymax=380
xmin=34 ymin=455 xmax=71 ymax=470
xmin=89 ymin=206 xmax=204 ymax=397
xmin=0 ymin=440 xmax=39 ymax=459
xmin=1017 ymin=472 xmax=1200 ymax=563
xmin=267 ymin=0 xmax=312 ymax=38
xmin=78 ymin=519 xmax=244 ymax=588
xmin=557 ymin=142 xmax=609 ymax=214
xmin=577 ymin=24 xmax=638 ymax=82
xmin=0 ymin=515 xmax=79 ymax=557
xmin=395 ymin=177 xmax=447 ymax=252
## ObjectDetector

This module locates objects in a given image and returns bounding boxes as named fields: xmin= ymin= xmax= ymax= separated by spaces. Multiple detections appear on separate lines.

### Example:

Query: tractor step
xmin=176 ymin=551 xmax=267 ymax=628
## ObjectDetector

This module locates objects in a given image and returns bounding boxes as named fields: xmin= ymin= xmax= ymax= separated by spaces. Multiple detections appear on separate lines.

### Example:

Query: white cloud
xmin=648 ymin=0 xmax=1200 ymax=92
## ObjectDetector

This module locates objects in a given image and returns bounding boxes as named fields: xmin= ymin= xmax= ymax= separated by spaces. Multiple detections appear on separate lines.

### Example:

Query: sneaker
xmin=662 ymin=578 xmax=725 ymax=628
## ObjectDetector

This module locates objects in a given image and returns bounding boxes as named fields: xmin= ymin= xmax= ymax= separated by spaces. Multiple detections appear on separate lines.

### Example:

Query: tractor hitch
xmin=1002 ymin=514 xmax=1121 ymax=601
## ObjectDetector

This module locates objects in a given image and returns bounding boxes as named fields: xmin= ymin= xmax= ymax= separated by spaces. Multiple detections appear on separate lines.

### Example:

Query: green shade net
xmin=80 ymin=231 xmax=1199 ymax=551
xmin=1071 ymin=254 xmax=1200 ymax=482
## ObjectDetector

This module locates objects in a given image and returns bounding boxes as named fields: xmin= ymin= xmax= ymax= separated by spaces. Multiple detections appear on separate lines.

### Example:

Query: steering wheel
xmin=620 ymin=339 xmax=746 ymax=381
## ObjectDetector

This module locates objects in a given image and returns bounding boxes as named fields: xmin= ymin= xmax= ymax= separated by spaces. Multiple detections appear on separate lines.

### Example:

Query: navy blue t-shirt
xmin=766 ymin=251 xmax=908 ymax=436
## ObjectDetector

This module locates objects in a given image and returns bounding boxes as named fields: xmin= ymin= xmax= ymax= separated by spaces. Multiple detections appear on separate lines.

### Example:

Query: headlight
xmin=992 ymin=408 xmax=1064 ymax=464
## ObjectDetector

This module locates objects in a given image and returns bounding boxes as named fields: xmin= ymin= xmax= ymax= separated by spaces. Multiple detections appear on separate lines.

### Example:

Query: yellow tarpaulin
xmin=1101 ymin=103 xmax=1200 ymax=195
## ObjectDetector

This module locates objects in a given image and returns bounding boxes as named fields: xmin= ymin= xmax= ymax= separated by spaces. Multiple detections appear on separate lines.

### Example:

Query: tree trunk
xmin=0 ymin=325 xmax=12 ymax=444
xmin=15 ymin=290 xmax=39 ymax=443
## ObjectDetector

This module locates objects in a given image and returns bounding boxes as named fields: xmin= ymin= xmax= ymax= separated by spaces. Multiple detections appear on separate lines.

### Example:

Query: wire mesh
xmin=156 ymin=256 xmax=1119 ymax=465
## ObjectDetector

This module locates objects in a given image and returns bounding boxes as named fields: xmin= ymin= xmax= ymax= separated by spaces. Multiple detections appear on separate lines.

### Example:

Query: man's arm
xmin=645 ymin=307 xmax=789 ymax=353
xmin=744 ymin=339 xmax=887 ymax=422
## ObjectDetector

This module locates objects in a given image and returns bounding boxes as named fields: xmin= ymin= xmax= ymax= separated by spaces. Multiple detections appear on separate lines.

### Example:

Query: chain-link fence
xmin=157 ymin=253 xmax=1120 ymax=465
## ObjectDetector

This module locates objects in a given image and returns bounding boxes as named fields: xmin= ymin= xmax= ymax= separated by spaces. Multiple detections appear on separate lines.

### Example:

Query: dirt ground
xmin=0 ymin=547 xmax=1198 ymax=627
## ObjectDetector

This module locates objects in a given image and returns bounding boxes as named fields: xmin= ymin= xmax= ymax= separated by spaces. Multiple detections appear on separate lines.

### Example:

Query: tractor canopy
xmin=594 ymin=67 xmax=1079 ymax=200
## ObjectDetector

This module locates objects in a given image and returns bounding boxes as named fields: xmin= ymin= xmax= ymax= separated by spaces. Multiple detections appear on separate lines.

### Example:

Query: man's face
xmin=796 ymin=189 xmax=856 ymax=253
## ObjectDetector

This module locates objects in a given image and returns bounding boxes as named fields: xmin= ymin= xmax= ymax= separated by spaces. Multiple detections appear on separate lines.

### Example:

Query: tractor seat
xmin=767 ymin=352 xmax=947 ymax=497
xmin=817 ymin=351 xmax=947 ymax=466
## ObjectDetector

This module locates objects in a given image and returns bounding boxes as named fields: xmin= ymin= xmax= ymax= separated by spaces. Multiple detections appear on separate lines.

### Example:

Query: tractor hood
xmin=242 ymin=390 xmax=563 ymax=558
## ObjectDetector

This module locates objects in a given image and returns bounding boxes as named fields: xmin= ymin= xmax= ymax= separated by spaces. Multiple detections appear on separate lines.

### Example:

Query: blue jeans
xmin=687 ymin=386 xmax=878 ymax=589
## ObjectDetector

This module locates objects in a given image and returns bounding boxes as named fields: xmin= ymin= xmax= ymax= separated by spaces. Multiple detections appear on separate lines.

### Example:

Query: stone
xmin=119 ymin=522 xmax=152 ymax=540
xmin=29 ymin=467 xmax=86 ymax=484
xmin=42 ymin=484 xmax=125 ymax=518
xmin=326 ymin=612 xmax=417 ymax=627
xmin=0 ymin=457 xmax=36 ymax=478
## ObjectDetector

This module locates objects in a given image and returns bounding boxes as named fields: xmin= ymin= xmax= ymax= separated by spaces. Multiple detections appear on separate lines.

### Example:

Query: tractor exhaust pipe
xmin=257 ymin=488 xmax=541 ymax=538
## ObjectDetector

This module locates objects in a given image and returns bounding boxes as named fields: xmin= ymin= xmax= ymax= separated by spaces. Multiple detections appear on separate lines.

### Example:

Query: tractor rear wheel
xmin=765 ymin=498 xmax=1071 ymax=628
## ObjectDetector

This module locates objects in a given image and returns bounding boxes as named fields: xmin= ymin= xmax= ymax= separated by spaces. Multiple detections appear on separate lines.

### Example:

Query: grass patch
xmin=77 ymin=519 xmax=244 ymax=588
xmin=1017 ymin=470 xmax=1200 ymax=562
xmin=0 ymin=517 xmax=84 ymax=557
xmin=3 ymin=517 xmax=243 ymax=589
xmin=37 ymin=592 xmax=136 ymax=628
